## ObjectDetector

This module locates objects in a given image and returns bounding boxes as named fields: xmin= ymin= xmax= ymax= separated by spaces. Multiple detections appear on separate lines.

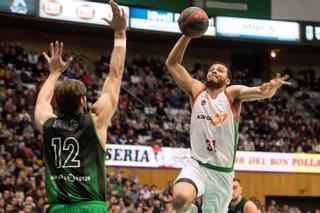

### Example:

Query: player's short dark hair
xmin=233 ymin=177 xmax=241 ymax=184
xmin=211 ymin=62 xmax=232 ymax=80
xmin=54 ymin=78 xmax=86 ymax=115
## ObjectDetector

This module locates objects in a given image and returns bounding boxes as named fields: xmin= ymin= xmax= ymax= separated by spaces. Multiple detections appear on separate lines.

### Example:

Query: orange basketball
xmin=178 ymin=7 xmax=209 ymax=38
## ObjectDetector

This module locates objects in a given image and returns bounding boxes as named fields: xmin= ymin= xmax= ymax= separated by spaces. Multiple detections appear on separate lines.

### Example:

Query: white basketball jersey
xmin=190 ymin=88 xmax=239 ymax=171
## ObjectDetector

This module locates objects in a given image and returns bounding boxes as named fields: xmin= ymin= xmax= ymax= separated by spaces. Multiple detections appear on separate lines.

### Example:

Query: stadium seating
xmin=1 ymin=41 xmax=319 ymax=212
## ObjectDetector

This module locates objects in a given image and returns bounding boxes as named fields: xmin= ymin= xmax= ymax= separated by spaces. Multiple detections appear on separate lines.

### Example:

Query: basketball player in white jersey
xmin=165 ymin=35 xmax=291 ymax=213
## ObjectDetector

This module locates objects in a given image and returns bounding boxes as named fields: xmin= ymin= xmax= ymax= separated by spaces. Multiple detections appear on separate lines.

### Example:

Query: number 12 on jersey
xmin=51 ymin=137 xmax=80 ymax=168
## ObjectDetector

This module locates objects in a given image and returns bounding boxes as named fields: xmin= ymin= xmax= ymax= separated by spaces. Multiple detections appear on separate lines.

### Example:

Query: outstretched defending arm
xmin=92 ymin=0 xmax=127 ymax=127
xmin=34 ymin=41 xmax=72 ymax=133
xmin=165 ymin=35 xmax=204 ymax=99
xmin=226 ymin=73 xmax=292 ymax=102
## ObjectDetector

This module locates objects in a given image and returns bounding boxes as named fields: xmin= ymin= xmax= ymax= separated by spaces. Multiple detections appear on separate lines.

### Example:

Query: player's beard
xmin=231 ymin=195 xmax=240 ymax=202
xmin=205 ymin=78 xmax=225 ymax=90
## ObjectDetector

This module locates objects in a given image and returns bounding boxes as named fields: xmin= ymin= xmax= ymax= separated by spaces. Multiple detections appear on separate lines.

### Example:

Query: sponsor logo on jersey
xmin=201 ymin=99 xmax=206 ymax=106
xmin=50 ymin=174 xmax=91 ymax=182
xmin=211 ymin=112 xmax=228 ymax=126
xmin=196 ymin=112 xmax=228 ymax=126
xmin=53 ymin=119 xmax=79 ymax=131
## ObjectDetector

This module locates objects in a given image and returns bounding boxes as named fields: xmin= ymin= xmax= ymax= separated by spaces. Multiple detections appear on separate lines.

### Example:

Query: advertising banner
xmin=39 ymin=0 xmax=129 ymax=26
xmin=106 ymin=144 xmax=320 ymax=173
xmin=235 ymin=151 xmax=320 ymax=173
xmin=216 ymin=16 xmax=300 ymax=42
xmin=106 ymin=145 xmax=159 ymax=168
xmin=300 ymin=22 xmax=320 ymax=44
xmin=0 ymin=0 xmax=37 ymax=16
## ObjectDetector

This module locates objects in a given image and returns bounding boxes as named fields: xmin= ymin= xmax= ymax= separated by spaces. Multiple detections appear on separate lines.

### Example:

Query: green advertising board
xmin=193 ymin=0 xmax=271 ymax=19
xmin=92 ymin=0 xmax=190 ymax=13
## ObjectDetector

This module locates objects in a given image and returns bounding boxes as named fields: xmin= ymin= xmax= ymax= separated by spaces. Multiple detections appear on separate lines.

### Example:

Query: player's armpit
xmin=166 ymin=63 xmax=204 ymax=98
xmin=92 ymin=92 xmax=115 ymax=127
xmin=34 ymin=102 xmax=56 ymax=133
xmin=190 ymin=79 xmax=206 ymax=101
xmin=165 ymin=63 xmax=194 ymax=95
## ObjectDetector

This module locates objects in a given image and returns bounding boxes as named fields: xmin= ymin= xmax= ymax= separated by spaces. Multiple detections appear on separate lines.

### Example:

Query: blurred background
xmin=0 ymin=0 xmax=320 ymax=212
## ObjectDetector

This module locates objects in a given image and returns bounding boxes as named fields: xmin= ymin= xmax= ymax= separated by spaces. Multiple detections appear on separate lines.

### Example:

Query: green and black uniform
xmin=228 ymin=197 xmax=248 ymax=213
xmin=43 ymin=113 xmax=108 ymax=212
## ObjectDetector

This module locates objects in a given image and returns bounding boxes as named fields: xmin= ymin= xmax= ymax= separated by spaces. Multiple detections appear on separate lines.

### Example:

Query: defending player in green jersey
xmin=34 ymin=1 xmax=127 ymax=212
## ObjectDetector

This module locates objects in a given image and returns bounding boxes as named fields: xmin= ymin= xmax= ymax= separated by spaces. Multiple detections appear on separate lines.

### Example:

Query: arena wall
xmin=107 ymin=166 xmax=320 ymax=205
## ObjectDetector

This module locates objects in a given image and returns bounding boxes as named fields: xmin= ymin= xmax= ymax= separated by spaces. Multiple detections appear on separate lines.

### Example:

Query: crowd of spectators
xmin=235 ymin=70 xmax=320 ymax=153
xmin=107 ymin=170 xmax=178 ymax=213
xmin=107 ymin=170 xmax=320 ymax=213
xmin=265 ymin=199 xmax=320 ymax=213
xmin=100 ymin=54 xmax=320 ymax=153
xmin=1 ymin=41 xmax=320 ymax=212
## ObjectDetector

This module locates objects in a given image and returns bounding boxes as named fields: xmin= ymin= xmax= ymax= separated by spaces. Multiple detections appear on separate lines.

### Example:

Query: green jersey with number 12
xmin=43 ymin=113 xmax=106 ymax=204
